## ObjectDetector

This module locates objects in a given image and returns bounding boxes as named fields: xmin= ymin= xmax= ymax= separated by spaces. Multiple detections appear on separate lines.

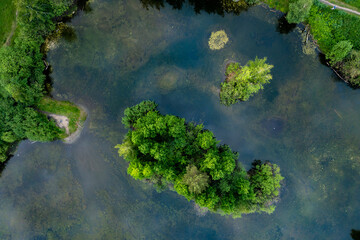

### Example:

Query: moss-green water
xmin=0 ymin=0 xmax=359 ymax=239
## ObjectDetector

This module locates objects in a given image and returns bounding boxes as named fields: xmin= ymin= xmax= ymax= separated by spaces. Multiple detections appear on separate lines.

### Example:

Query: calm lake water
xmin=1 ymin=0 xmax=360 ymax=239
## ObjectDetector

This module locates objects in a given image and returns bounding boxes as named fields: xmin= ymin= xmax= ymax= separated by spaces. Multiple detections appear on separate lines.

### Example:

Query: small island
xmin=116 ymin=101 xmax=283 ymax=217
xmin=220 ymin=57 xmax=273 ymax=105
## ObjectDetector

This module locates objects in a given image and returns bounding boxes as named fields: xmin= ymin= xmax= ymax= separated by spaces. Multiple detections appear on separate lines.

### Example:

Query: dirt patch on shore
xmin=63 ymin=104 xmax=88 ymax=144
xmin=49 ymin=114 xmax=70 ymax=135
xmin=47 ymin=104 xmax=88 ymax=144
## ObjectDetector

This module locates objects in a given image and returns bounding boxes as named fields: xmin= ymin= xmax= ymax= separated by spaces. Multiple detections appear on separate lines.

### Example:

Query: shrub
xmin=326 ymin=40 xmax=353 ymax=65
xmin=343 ymin=50 xmax=360 ymax=86
xmin=220 ymin=57 xmax=273 ymax=105
xmin=286 ymin=0 xmax=313 ymax=23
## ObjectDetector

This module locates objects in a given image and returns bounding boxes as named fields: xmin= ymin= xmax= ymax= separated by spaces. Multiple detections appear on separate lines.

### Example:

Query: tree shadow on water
xmin=76 ymin=0 xmax=93 ymax=13
xmin=0 ymin=160 xmax=8 ymax=177
xmin=59 ymin=25 xmax=77 ymax=43
xmin=351 ymin=229 xmax=360 ymax=240
xmin=140 ymin=0 xmax=250 ymax=16
xmin=276 ymin=14 xmax=297 ymax=34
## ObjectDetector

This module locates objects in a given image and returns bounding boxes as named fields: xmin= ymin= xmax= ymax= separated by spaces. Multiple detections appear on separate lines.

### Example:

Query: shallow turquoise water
xmin=0 ymin=0 xmax=360 ymax=239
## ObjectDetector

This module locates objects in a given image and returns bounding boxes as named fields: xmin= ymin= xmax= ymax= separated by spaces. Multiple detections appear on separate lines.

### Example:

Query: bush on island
xmin=220 ymin=57 xmax=273 ymax=105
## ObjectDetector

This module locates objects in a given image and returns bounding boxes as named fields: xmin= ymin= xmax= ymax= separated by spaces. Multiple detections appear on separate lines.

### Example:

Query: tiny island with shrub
xmin=220 ymin=57 xmax=273 ymax=105
xmin=116 ymin=101 xmax=283 ymax=217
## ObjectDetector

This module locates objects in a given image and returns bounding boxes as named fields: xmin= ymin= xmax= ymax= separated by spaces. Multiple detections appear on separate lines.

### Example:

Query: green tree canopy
xmin=343 ymin=50 xmax=360 ymax=86
xmin=182 ymin=165 xmax=210 ymax=194
xmin=0 ymin=0 xmax=80 ymax=162
xmin=116 ymin=101 xmax=284 ymax=217
xmin=286 ymin=0 xmax=313 ymax=24
xmin=326 ymin=40 xmax=353 ymax=65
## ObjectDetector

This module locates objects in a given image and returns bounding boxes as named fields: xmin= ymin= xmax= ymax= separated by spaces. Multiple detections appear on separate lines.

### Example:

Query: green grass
xmin=0 ymin=0 xmax=17 ymax=45
xmin=327 ymin=0 xmax=360 ymax=13
xmin=338 ymin=0 xmax=360 ymax=9
xmin=37 ymin=97 xmax=87 ymax=135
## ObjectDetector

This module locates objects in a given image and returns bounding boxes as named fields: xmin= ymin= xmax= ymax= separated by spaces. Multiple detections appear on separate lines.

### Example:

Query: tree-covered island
xmin=220 ymin=57 xmax=273 ymax=105
xmin=116 ymin=101 xmax=283 ymax=217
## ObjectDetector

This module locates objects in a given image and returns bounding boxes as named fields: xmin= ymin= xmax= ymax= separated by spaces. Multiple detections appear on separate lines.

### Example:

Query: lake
xmin=0 ymin=0 xmax=359 ymax=239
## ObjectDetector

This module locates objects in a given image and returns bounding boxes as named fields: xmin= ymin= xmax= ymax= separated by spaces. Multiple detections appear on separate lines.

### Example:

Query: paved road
xmin=319 ymin=0 xmax=360 ymax=16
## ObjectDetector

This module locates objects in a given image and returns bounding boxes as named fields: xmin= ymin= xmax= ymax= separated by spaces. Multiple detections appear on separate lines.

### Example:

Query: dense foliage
xmin=0 ymin=0 xmax=16 ymax=44
xmin=326 ymin=40 xmax=353 ymax=65
xmin=116 ymin=101 xmax=283 ymax=217
xmin=342 ymin=50 xmax=360 ymax=86
xmin=259 ymin=0 xmax=360 ymax=86
xmin=220 ymin=57 xmax=273 ymax=105
xmin=308 ymin=1 xmax=360 ymax=52
xmin=0 ymin=0 xmax=77 ymax=162
xmin=0 ymin=97 xmax=61 ymax=162
xmin=307 ymin=1 xmax=360 ymax=85
xmin=286 ymin=0 xmax=313 ymax=23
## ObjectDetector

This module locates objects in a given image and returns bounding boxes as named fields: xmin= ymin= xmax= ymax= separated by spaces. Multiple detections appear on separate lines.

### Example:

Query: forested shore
xmin=263 ymin=0 xmax=360 ymax=86
xmin=0 ymin=0 xmax=86 ymax=162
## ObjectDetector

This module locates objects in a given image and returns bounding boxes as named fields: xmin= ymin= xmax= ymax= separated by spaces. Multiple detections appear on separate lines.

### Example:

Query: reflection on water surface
xmin=0 ymin=0 xmax=360 ymax=239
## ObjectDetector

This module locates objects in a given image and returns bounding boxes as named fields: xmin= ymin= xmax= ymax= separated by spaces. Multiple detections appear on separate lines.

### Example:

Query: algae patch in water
xmin=208 ymin=30 xmax=229 ymax=50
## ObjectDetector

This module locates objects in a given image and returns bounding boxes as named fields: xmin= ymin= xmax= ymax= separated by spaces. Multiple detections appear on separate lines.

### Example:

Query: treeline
xmin=308 ymin=2 xmax=360 ymax=86
xmin=116 ymin=101 xmax=283 ymax=217
xmin=264 ymin=0 xmax=360 ymax=86
xmin=0 ymin=0 xmax=76 ymax=162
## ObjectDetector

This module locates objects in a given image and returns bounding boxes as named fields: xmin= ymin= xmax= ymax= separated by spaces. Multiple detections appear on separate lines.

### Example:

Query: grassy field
xmin=0 ymin=0 xmax=17 ymax=45
xmin=338 ymin=0 xmax=360 ymax=9
xmin=327 ymin=0 xmax=360 ymax=13
xmin=37 ymin=97 xmax=87 ymax=135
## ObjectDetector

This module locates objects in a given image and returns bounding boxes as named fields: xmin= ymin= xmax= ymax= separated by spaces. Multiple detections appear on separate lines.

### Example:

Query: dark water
xmin=1 ymin=0 xmax=360 ymax=239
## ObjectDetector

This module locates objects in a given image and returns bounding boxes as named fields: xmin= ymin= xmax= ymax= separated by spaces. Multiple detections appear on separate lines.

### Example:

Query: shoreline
xmin=259 ymin=0 xmax=360 ymax=86
xmin=63 ymin=104 xmax=88 ymax=144
xmin=0 ymin=0 xmax=90 ymax=162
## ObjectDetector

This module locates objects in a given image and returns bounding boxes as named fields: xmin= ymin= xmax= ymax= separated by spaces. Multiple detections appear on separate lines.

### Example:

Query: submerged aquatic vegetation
xmin=43 ymin=23 xmax=77 ymax=52
xmin=208 ymin=30 xmax=229 ymax=50
xmin=296 ymin=28 xmax=317 ymax=56
xmin=0 ymin=145 xmax=86 ymax=239
xmin=116 ymin=101 xmax=283 ymax=217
